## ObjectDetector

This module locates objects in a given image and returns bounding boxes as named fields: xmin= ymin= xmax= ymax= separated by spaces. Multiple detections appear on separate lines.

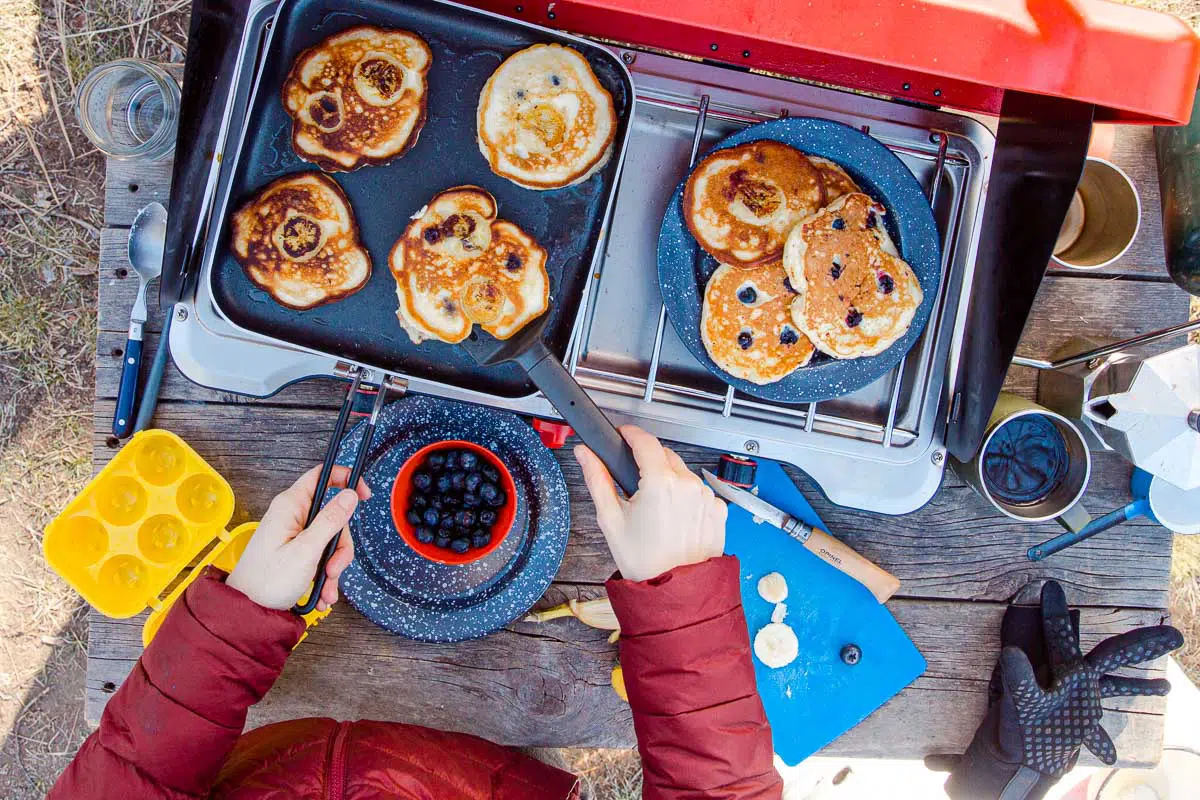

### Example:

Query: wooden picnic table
xmin=83 ymin=123 xmax=1187 ymax=766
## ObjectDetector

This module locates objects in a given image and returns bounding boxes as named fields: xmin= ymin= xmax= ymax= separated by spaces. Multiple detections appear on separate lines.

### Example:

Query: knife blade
xmin=702 ymin=469 xmax=900 ymax=603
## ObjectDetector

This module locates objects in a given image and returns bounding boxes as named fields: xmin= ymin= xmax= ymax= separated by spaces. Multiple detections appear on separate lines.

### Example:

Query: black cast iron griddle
xmin=207 ymin=0 xmax=633 ymax=400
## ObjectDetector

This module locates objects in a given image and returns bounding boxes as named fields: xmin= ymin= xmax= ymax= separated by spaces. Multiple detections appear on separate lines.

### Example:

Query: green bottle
xmin=1155 ymin=87 xmax=1200 ymax=297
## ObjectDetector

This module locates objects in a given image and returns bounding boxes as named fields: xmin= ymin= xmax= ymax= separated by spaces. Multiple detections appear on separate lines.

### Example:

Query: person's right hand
xmin=575 ymin=425 xmax=726 ymax=583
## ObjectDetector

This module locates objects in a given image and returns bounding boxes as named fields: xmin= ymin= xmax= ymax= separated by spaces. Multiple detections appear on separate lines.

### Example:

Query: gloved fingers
xmin=1082 ymin=725 xmax=1117 ymax=765
xmin=1040 ymin=580 xmax=1082 ymax=676
xmin=1099 ymin=675 xmax=1171 ymax=698
xmin=923 ymin=754 xmax=960 ymax=772
xmin=1087 ymin=626 xmax=1184 ymax=673
xmin=999 ymin=646 xmax=1050 ymax=715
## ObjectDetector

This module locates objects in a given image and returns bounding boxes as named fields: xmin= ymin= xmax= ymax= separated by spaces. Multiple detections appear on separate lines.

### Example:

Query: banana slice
xmin=771 ymin=602 xmax=788 ymax=624
xmin=757 ymin=572 xmax=789 ymax=604
xmin=753 ymin=622 xmax=799 ymax=669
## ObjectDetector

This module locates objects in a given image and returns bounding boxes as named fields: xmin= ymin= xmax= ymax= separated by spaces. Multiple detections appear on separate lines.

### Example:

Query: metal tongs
xmin=293 ymin=367 xmax=388 ymax=615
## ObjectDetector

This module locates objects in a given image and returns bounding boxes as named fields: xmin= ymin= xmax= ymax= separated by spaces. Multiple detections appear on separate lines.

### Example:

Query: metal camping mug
xmin=953 ymin=393 xmax=1092 ymax=532
xmin=1052 ymin=157 xmax=1141 ymax=270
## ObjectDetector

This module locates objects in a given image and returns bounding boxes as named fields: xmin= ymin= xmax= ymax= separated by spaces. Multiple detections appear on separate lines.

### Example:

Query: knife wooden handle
xmin=804 ymin=527 xmax=900 ymax=603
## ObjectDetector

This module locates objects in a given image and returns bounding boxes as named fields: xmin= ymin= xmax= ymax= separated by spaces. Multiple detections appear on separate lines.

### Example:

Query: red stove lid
xmin=472 ymin=0 xmax=1200 ymax=124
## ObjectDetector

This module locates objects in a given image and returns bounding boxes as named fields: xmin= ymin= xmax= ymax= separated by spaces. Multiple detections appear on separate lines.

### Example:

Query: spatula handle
xmin=805 ymin=527 xmax=900 ymax=603
xmin=518 ymin=344 xmax=640 ymax=496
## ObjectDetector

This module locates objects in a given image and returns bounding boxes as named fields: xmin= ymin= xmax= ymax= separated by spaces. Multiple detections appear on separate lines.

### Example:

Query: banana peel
xmin=611 ymin=664 xmax=628 ymax=702
xmin=523 ymin=598 xmax=619 ymax=631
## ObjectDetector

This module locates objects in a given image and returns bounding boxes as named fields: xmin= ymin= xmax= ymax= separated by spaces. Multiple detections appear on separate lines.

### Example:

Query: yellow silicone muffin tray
xmin=44 ymin=430 xmax=235 ymax=618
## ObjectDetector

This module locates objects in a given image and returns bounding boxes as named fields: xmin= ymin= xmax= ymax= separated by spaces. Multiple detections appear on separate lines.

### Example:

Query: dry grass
xmin=0 ymin=0 xmax=1197 ymax=796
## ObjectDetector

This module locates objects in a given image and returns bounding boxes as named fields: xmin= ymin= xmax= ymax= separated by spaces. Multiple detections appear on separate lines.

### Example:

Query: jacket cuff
xmin=945 ymin=722 xmax=1056 ymax=800
xmin=606 ymin=555 xmax=743 ymax=637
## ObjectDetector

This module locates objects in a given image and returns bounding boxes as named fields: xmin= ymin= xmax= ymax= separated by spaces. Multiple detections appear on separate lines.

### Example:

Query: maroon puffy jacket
xmin=52 ymin=556 xmax=780 ymax=799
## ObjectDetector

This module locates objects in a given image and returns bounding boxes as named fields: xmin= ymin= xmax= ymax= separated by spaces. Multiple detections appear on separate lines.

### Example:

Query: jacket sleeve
xmin=607 ymin=555 xmax=782 ymax=800
xmin=51 ymin=568 xmax=305 ymax=799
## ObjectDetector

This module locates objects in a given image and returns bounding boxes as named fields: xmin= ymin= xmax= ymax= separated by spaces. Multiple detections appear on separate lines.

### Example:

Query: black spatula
xmin=460 ymin=316 xmax=641 ymax=495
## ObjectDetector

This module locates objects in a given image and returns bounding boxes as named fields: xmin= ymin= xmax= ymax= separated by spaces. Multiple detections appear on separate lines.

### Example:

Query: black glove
xmin=927 ymin=581 xmax=1182 ymax=800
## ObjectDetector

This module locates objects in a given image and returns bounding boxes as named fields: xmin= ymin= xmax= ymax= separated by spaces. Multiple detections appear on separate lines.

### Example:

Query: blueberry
xmin=737 ymin=286 xmax=757 ymax=304
xmin=783 ymin=276 xmax=798 ymax=295
xmin=425 ymin=452 xmax=445 ymax=471
xmin=487 ymin=489 xmax=507 ymax=508
xmin=515 ymin=89 xmax=526 ymax=100
xmin=459 ymin=451 xmax=478 ymax=470
xmin=439 ymin=515 xmax=455 ymax=530
xmin=443 ymin=451 xmax=460 ymax=470
xmin=450 ymin=471 xmax=467 ymax=491
xmin=412 ymin=471 xmax=432 ymax=491
xmin=434 ymin=534 xmax=451 ymax=549
xmin=550 ymin=74 xmax=561 ymax=86
xmin=465 ymin=473 xmax=482 ymax=493
xmin=737 ymin=331 xmax=753 ymax=350
xmin=478 ymin=509 xmax=497 ymax=527
xmin=430 ymin=495 xmax=445 ymax=511
xmin=406 ymin=509 xmax=423 ymax=526
xmin=878 ymin=273 xmax=895 ymax=294
xmin=865 ymin=211 xmax=877 ymax=229
xmin=471 ymin=530 xmax=492 ymax=549
xmin=435 ymin=474 xmax=452 ymax=494
xmin=423 ymin=226 xmax=442 ymax=244
xmin=478 ymin=482 xmax=499 ymax=504
xmin=505 ymin=253 xmax=522 ymax=271
xmin=831 ymin=217 xmax=846 ymax=230
xmin=462 ymin=491 xmax=481 ymax=508
xmin=415 ymin=526 xmax=435 ymax=544
xmin=846 ymin=308 xmax=863 ymax=328
xmin=481 ymin=465 xmax=499 ymax=483
xmin=410 ymin=493 xmax=428 ymax=509
xmin=455 ymin=509 xmax=477 ymax=528
xmin=416 ymin=508 xmax=435 ymax=527
xmin=450 ymin=538 xmax=470 ymax=554
xmin=830 ymin=262 xmax=843 ymax=280
xmin=780 ymin=327 xmax=799 ymax=345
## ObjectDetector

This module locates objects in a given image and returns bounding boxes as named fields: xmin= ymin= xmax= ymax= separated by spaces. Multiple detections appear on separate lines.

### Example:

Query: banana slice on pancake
xmin=282 ymin=25 xmax=432 ymax=172
xmin=783 ymin=192 xmax=923 ymax=360
xmin=230 ymin=172 xmax=371 ymax=310
xmin=390 ymin=187 xmax=549 ymax=344
xmin=701 ymin=260 xmax=815 ymax=384
xmin=809 ymin=156 xmax=860 ymax=202
xmin=477 ymin=44 xmax=617 ymax=190
xmin=684 ymin=140 xmax=825 ymax=267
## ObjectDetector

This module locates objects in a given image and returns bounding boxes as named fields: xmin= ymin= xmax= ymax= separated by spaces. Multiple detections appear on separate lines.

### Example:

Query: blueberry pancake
xmin=684 ymin=140 xmax=824 ymax=267
xmin=477 ymin=44 xmax=617 ymax=190
xmin=701 ymin=260 xmax=815 ymax=384
xmin=229 ymin=172 xmax=371 ymax=310
xmin=809 ymin=156 xmax=860 ymax=202
xmin=390 ymin=186 xmax=549 ymax=344
xmin=783 ymin=192 xmax=923 ymax=360
xmin=282 ymin=25 xmax=432 ymax=172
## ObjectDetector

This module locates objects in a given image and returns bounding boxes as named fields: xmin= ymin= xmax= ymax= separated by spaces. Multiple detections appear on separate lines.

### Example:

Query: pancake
xmin=783 ymin=192 xmax=923 ymax=360
xmin=282 ymin=25 xmax=432 ymax=172
xmin=390 ymin=186 xmax=549 ymax=344
xmin=810 ymin=156 xmax=860 ymax=202
xmin=477 ymin=44 xmax=616 ymax=190
xmin=701 ymin=260 xmax=815 ymax=384
xmin=684 ymin=140 xmax=825 ymax=267
xmin=230 ymin=172 xmax=371 ymax=310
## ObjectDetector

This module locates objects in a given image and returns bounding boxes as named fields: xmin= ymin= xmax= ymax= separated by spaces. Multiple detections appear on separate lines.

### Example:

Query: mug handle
xmin=1057 ymin=503 xmax=1092 ymax=533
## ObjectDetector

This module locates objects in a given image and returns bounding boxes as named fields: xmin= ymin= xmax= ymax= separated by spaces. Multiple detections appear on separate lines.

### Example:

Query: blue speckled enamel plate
xmin=657 ymin=117 xmax=941 ymax=404
xmin=335 ymin=396 xmax=570 ymax=642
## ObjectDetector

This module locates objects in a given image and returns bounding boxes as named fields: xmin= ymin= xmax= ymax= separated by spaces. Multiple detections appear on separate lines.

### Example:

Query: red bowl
xmin=391 ymin=440 xmax=517 ymax=565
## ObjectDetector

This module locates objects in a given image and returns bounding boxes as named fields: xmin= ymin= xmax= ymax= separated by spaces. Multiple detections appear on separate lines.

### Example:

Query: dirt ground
xmin=0 ymin=0 xmax=1197 ymax=798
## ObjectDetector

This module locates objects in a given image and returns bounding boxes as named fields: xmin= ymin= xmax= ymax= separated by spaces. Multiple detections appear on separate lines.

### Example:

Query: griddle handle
xmin=517 ymin=344 xmax=641 ymax=496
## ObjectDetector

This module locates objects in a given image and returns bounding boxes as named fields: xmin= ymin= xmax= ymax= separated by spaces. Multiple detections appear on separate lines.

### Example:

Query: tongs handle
xmin=293 ymin=371 xmax=370 ymax=615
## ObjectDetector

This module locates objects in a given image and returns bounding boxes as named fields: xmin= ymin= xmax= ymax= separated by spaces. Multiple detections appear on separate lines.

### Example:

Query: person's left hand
xmin=227 ymin=465 xmax=370 ymax=612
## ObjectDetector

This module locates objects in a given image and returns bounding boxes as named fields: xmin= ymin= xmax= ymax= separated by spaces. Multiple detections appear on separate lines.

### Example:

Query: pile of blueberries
xmin=404 ymin=447 xmax=508 ymax=555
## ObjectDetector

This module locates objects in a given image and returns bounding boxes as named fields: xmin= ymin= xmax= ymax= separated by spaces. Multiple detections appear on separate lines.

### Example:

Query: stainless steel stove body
xmin=171 ymin=0 xmax=993 ymax=513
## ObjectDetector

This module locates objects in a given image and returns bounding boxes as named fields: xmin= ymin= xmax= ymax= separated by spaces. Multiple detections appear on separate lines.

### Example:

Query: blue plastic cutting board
xmin=722 ymin=461 xmax=926 ymax=766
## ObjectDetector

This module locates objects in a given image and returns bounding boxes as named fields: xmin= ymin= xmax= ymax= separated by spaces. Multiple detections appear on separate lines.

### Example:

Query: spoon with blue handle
xmin=114 ymin=202 xmax=166 ymax=438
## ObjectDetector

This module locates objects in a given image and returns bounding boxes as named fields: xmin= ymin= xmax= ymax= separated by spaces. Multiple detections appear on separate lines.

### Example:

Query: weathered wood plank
xmin=104 ymin=158 xmax=173 ymax=228
xmin=92 ymin=400 xmax=1171 ymax=609
xmin=84 ymin=597 xmax=1168 ymax=764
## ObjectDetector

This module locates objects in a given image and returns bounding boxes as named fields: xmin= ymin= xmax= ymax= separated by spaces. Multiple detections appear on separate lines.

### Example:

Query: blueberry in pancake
xmin=390 ymin=187 xmax=549 ymax=344
xmin=477 ymin=44 xmax=617 ymax=190
xmin=701 ymin=260 xmax=815 ymax=384
xmin=229 ymin=172 xmax=371 ymax=310
xmin=783 ymin=192 xmax=923 ymax=360
xmin=282 ymin=25 xmax=432 ymax=172
xmin=684 ymin=140 xmax=825 ymax=267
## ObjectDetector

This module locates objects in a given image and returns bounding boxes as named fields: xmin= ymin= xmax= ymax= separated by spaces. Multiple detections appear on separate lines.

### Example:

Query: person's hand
xmin=575 ymin=425 xmax=726 ymax=583
xmin=227 ymin=465 xmax=370 ymax=611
